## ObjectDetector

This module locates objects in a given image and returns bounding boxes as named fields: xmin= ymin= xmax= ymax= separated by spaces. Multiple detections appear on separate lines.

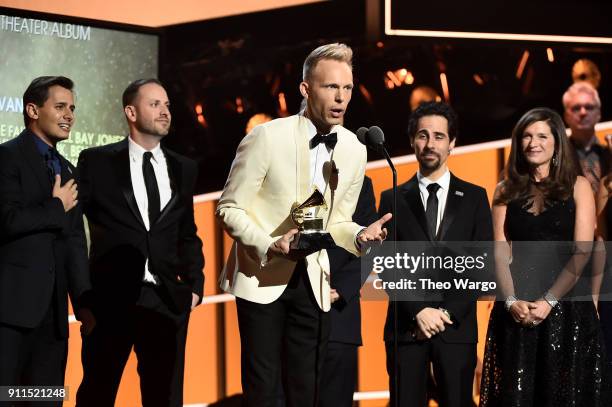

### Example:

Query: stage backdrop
xmin=0 ymin=11 xmax=158 ymax=164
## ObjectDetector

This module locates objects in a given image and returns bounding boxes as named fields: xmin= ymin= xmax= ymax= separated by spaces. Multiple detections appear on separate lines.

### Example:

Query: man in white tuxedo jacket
xmin=217 ymin=43 xmax=390 ymax=407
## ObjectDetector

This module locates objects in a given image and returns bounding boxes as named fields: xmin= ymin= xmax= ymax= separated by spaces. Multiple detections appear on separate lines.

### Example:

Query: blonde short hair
xmin=562 ymin=81 xmax=601 ymax=109
xmin=302 ymin=43 xmax=353 ymax=81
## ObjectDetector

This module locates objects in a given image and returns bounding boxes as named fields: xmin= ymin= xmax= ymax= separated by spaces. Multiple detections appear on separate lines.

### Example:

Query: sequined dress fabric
xmin=479 ymin=196 xmax=612 ymax=406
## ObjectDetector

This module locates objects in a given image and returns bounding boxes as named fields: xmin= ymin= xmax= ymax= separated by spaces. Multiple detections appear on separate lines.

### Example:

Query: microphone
xmin=360 ymin=125 xmax=399 ymax=407
xmin=356 ymin=126 xmax=385 ymax=152
xmin=355 ymin=127 xmax=368 ymax=145
xmin=366 ymin=125 xmax=385 ymax=148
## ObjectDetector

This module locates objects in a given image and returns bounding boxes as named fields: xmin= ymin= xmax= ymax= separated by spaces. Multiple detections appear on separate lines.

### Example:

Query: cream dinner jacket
xmin=216 ymin=115 xmax=367 ymax=311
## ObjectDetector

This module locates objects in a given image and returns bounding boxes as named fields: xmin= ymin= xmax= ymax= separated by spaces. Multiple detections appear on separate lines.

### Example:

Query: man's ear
xmin=25 ymin=103 xmax=39 ymax=120
xmin=299 ymin=81 xmax=309 ymax=99
xmin=124 ymin=105 xmax=136 ymax=123
xmin=449 ymin=137 xmax=456 ymax=151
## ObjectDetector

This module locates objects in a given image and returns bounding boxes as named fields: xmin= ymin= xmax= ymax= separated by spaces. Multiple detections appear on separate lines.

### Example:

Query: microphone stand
xmin=380 ymin=144 xmax=399 ymax=407
xmin=361 ymin=127 xmax=399 ymax=407
xmin=376 ymin=142 xmax=398 ymax=407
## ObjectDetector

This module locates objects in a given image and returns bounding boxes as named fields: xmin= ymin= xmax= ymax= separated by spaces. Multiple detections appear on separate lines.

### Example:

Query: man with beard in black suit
xmin=380 ymin=102 xmax=492 ymax=407
xmin=75 ymin=79 xmax=204 ymax=407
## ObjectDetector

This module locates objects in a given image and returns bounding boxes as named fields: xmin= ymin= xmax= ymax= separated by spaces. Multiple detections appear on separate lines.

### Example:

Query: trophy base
xmin=300 ymin=228 xmax=326 ymax=234
xmin=302 ymin=218 xmax=324 ymax=231
xmin=290 ymin=231 xmax=336 ymax=254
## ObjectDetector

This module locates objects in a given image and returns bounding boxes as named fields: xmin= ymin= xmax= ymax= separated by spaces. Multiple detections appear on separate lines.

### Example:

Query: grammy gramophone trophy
xmin=289 ymin=188 xmax=336 ymax=253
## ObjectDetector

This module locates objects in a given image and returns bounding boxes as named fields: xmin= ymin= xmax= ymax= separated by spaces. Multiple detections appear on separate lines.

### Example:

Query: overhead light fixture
xmin=546 ymin=48 xmax=554 ymax=63
xmin=473 ymin=74 xmax=485 ymax=85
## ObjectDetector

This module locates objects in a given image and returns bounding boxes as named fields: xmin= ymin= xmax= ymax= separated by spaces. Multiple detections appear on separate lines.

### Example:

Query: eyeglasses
xmin=568 ymin=104 xmax=599 ymax=113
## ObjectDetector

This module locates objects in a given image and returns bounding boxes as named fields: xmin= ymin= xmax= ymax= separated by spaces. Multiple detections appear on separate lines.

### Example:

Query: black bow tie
xmin=310 ymin=132 xmax=337 ymax=150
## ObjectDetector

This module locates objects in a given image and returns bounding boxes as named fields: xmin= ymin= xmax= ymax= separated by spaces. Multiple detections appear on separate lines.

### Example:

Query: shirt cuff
xmin=354 ymin=227 xmax=367 ymax=252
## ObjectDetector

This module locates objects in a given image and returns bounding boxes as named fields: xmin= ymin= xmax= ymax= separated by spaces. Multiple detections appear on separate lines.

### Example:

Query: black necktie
xmin=44 ymin=147 xmax=62 ymax=181
xmin=142 ymin=152 xmax=160 ymax=225
xmin=425 ymin=183 xmax=440 ymax=239
xmin=310 ymin=132 xmax=338 ymax=150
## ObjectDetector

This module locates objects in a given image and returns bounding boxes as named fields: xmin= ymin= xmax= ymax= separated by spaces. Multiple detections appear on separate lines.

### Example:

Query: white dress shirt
xmin=304 ymin=118 xmax=334 ymax=194
xmin=417 ymin=170 xmax=450 ymax=235
xmin=304 ymin=116 xmax=365 ymax=248
xmin=128 ymin=136 xmax=172 ymax=283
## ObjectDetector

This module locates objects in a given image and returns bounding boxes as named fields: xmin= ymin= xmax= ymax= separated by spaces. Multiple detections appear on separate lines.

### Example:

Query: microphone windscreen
xmin=367 ymin=126 xmax=385 ymax=145
xmin=356 ymin=127 xmax=368 ymax=145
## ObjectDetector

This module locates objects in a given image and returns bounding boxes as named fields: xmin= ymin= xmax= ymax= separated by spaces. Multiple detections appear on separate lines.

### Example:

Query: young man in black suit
xmin=319 ymin=176 xmax=378 ymax=407
xmin=0 ymin=76 xmax=94 ymax=403
xmin=75 ymin=79 xmax=204 ymax=407
xmin=379 ymin=102 xmax=493 ymax=407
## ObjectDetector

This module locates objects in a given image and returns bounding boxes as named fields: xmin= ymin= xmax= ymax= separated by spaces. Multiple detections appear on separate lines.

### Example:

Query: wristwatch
xmin=504 ymin=295 xmax=518 ymax=311
xmin=544 ymin=292 xmax=559 ymax=308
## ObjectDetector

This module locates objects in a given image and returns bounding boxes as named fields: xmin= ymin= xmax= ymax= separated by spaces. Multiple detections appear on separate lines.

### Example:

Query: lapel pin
xmin=455 ymin=190 xmax=464 ymax=197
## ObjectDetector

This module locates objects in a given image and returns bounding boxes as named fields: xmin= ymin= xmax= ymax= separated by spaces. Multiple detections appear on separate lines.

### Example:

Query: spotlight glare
xmin=359 ymin=84 xmax=373 ymax=105
xmin=440 ymin=73 xmax=450 ymax=102
xmin=404 ymin=72 xmax=414 ymax=85
xmin=386 ymin=71 xmax=402 ymax=87
xmin=516 ymin=50 xmax=530 ymax=79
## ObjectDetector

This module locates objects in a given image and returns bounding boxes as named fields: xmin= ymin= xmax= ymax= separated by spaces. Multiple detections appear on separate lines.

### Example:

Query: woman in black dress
xmin=594 ymin=135 xmax=612 ymax=373
xmin=479 ymin=108 xmax=610 ymax=406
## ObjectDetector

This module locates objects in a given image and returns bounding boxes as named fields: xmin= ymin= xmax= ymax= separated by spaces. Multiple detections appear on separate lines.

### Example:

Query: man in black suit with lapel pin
xmin=0 ymin=76 xmax=94 ymax=404
xmin=379 ymin=102 xmax=493 ymax=407
xmin=319 ymin=175 xmax=378 ymax=407
xmin=75 ymin=78 xmax=204 ymax=407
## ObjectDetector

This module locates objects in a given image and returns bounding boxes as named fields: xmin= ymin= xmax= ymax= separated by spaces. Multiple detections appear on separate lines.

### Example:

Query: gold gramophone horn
xmin=291 ymin=188 xmax=327 ymax=232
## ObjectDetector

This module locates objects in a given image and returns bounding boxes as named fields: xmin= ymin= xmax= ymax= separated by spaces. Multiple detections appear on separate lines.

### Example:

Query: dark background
xmin=158 ymin=0 xmax=612 ymax=193
xmin=4 ymin=1 xmax=612 ymax=194
xmin=389 ymin=0 xmax=612 ymax=37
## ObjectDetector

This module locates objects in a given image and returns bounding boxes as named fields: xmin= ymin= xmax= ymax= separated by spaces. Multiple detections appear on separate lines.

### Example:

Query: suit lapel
xmin=113 ymin=139 xmax=146 ymax=229
xmin=296 ymin=116 xmax=311 ymax=203
xmin=438 ymin=174 xmax=462 ymax=240
xmin=156 ymin=149 xmax=181 ymax=225
xmin=18 ymin=131 xmax=53 ymax=195
xmin=58 ymin=155 xmax=74 ymax=182
xmin=402 ymin=176 xmax=432 ymax=241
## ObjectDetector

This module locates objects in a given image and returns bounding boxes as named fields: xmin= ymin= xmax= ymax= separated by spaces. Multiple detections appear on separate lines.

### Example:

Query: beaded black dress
xmin=479 ymin=194 xmax=611 ymax=406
